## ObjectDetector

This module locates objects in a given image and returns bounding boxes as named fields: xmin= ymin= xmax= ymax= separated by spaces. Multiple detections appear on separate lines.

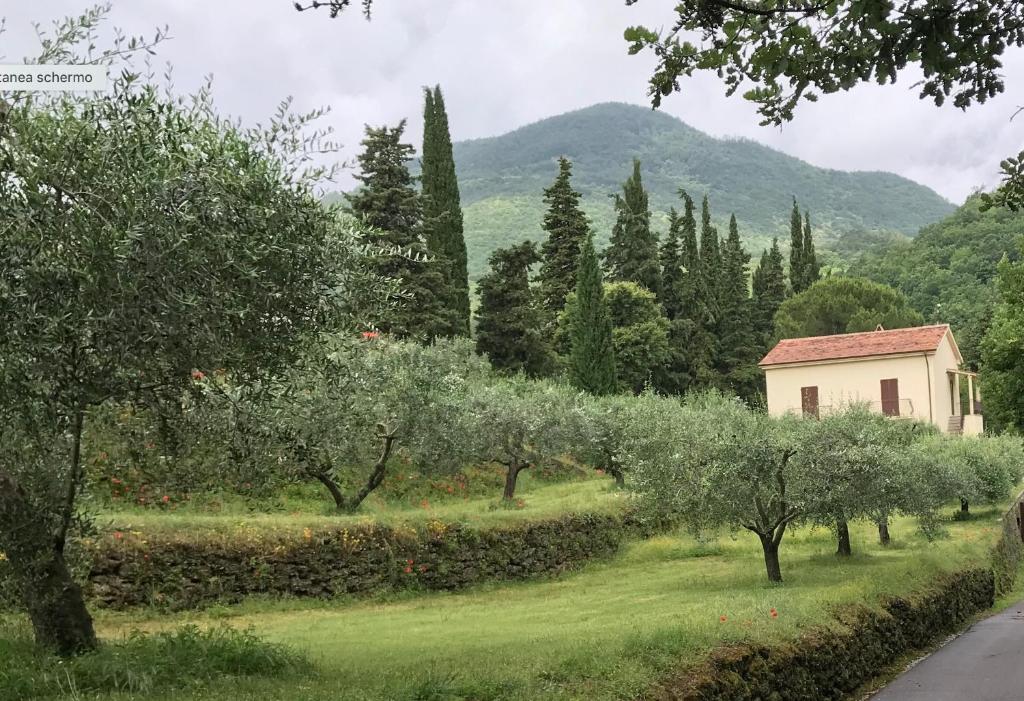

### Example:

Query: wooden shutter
xmin=801 ymin=386 xmax=819 ymax=419
xmin=880 ymin=378 xmax=900 ymax=416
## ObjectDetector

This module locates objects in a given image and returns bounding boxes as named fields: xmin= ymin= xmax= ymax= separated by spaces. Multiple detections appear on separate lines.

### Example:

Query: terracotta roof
xmin=759 ymin=325 xmax=952 ymax=367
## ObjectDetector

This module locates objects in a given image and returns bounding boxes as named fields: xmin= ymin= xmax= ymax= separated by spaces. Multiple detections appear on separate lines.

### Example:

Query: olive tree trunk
xmin=757 ymin=532 xmax=783 ymax=583
xmin=836 ymin=516 xmax=852 ymax=556
xmin=0 ymin=469 xmax=96 ymax=656
xmin=503 ymin=460 xmax=529 ymax=501
xmin=877 ymin=515 xmax=891 ymax=546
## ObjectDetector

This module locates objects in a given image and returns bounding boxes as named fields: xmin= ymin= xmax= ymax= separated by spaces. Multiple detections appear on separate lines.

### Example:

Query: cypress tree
xmin=537 ymin=157 xmax=590 ymax=318
xmin=752 ymin=238 xmax=787 ymax=345
xmin=474 ymin=241 xmax=552 ymax=377
xmin=699 ymin=194 xmax=722 ymax=377
xmin=603 ymin=159 xmax=662 ymax=296
xmin=789 ymin=198 xmax=806 ymax=293
xmin=803 ymin=210 xmax=820 ymax=288
xmin=421 ymin=85 xmax=470 ymax=336
xmin=569 ymin=233 xmax=617 ymax=395
xmin=717 ymin=214 xmax=759 ymax=397
xmin=659 ymin=207 xmax=685 ymax=320
xmin=346 ymin=121 xmax=452 ymax=340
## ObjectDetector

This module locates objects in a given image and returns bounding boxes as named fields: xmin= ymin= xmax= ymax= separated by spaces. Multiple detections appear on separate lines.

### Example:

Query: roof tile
xmin=759 ymin=325 xmax=951 ymax=367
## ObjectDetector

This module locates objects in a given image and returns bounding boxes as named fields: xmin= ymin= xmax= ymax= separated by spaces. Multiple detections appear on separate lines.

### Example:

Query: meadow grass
xmin=70 ymin=506 xmax=1007 ymax=701
xmin=92 ymin=475 xmax=625 ymax=538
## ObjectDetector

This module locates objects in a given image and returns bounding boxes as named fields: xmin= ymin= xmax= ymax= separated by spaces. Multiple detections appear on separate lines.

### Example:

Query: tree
xmin=752 ymin=238 xmax=786 ymax=346
xmin=803 ymin=211 xmax=821 ymax=289
xmin=658 ymin=206 xmax=692 ymax=394
xmin=421 ymin=85 xmax=470 ymax=336
xmin=567 ymin=234 xmax=618 ymax=395
xmin=475 ymin=242 xmax=553 ymax=377
xmin=566 ymin=393 xmax=638 ymax=487
xmin=0 ymin=67 xmax=371 ymax=652
xmin=981 ymin=247 xmax=1024 ymax=432
xmin=604 ymin=282 xmax=671 ymax=394
xmin=789 ymin=199 xmax=807 ymax=294
xmin=347 ymin=120 xmax=454 ymax=341
xmin=603 ymin=159 xmax=662 ymax=296
xmin=628 ymin=392 xmax=807 ymax=582
xmin=716 ymin=214 xmax=760 ymax=397
xmin=537 ymin=157 xmax=590 ymax=319
xmin=773 ymin=277 xmax=924 ymax=341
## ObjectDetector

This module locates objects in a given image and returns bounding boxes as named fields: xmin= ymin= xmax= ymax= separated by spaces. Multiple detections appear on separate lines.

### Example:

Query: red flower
xmin=111 ymin=478 xmax=121 ymax=485
xmin=403 ymin=566 xmax=413 ymax=574
xmin=114 ymin=531 xmax=123 ymax=540
xmin=720 ymin=615 xmax=727 ymax=623
xmin=770 ymin=608 xmax=778 ymax=619
xmin=191 ymin=369 xmax=205 ymax=381
xmin=406 ymin=559 xmax=414 ymax=565
xmin=361 ymin=331 xmax=380 ymax=340
xmin=161 ymin=495 xmax=170 ymax=504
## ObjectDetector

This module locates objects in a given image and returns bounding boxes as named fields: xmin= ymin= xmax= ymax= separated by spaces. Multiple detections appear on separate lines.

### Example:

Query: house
xmin=759 ymin=324 xmax=983 ymax=435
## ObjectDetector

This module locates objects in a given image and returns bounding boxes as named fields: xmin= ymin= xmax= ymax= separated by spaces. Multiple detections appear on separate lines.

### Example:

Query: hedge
xmin=647 ymin=567 xmax=996 ymax=701
xmin=84 ymin=512 xmax=657 ymax=610
xmin=991 ymin=490 xmax=1024 ymax=595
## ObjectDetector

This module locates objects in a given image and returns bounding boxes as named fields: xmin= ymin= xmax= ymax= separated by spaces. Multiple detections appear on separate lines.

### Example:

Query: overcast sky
xmin=4 ymin=0 xmax=1024 ymax=204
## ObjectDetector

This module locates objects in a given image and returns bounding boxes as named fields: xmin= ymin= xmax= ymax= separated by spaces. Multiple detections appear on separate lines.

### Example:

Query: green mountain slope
xmin=851 ymin=196 xmax=1024 ymax=365
xmin=452 ymin=102 xmax=954 ymax=278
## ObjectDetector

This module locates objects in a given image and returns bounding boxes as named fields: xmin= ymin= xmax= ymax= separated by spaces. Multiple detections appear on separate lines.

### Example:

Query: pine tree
xmin=537 ymin=157 xmax=590 ymax=318
xmin=569 ymin=233 xmax=617 ymax=395
xmin=802 ymin=210 xmax=821 ymax=288
xmin=603 ymin=159 xmax=661 ymax=295
xmin=789 ymin=198 xmax=806 ymax=293
xmin=474 ymin=241 xmax=552 ymax=377
xmin=659 ymin=207 xmax=685 ymax=320
xmin=751 ymin=238 xmax=787 ymax=345
xmin=421 ymin=85 xmax=470 ymax=336
xmin=346 ymin=120 xmax=453 ymax=340
xmin=699 ymin=194 xmax=722 ymax=377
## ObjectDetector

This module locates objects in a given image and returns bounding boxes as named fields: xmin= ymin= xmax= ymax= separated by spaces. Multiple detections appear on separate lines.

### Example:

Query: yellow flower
xmin=303 ymin=527 xmax=313 ymax=541
xmin=0 ymin=552 xmax=7 ymax=562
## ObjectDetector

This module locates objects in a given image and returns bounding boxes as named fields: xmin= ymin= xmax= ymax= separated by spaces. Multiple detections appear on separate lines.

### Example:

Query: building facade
xmin=759 ymin=325 xmax=982 ymax=435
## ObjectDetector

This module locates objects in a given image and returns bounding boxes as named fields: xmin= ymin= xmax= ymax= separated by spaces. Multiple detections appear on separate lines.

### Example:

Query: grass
xmin=92 ymin=475 xmax=626 ymax=538
xmin=67 ymin=506 xmax=1006 ymax=701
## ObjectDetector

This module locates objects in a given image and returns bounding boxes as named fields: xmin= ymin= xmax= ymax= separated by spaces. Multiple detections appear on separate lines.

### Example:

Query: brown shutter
xmin=801 ymin=386 xmax=819 ymax=419
xmin=880 ymin=378 xmax=900 ymax=416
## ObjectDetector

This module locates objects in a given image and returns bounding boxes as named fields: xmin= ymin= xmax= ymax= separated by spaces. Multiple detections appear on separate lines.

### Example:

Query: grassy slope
xmin=93 ymin=476 xmax=625 ymax=538
xmin=81 ymin=508 xmax=1003 ymax=701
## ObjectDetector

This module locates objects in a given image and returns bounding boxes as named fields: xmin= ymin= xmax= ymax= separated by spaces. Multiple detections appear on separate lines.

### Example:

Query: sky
xmin=3 ymin=0 xmax=1024 ymax=204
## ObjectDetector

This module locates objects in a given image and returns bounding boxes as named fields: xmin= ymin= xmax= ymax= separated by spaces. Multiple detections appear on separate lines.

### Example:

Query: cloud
xmin=4 ymin=0 xmax=1022 ymax=204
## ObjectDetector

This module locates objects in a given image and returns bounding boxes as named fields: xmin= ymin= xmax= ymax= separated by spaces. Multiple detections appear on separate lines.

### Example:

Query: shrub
xmin=0 ymin=623 xmax=309 ymax=698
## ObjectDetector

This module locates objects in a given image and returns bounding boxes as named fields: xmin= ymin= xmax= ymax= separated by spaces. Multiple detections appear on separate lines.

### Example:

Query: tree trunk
xmin=310 ymin=469 xmax=346 ymax=509
xmin=604 ymin=465 xmax=625 ymax=488
xmin=758 ymin=533 xmax=783 ymax=583
xmin=503 ymin=461 xmax=527 ymax=501
xmin=960 ymin=498 xmax=970 ymax=516
xmin=877 ymin=516 xmax=891 ymax=546
xmin=836 ymin=516 xmax=852 ymax=557
xmin=0 ymin=469 xmax=96 ymax=655
xmin=345 ymin=430 xmax=396 ymax=512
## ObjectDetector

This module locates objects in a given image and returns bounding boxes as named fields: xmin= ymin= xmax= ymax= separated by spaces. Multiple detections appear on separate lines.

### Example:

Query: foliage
xmin=601 ymin=282 xmax=671 ymax=394
xmin=0 ymin=623 xmax=309 ymax=699
xmin=751 ymin=238 xmax=786 ymax=346
xmin=924 ymin=433 xmax=1024 ymax=510
xmin=537 ymin=157 xmax=590 ymax=319
xmin=474 ymin=242 xmax=553 ymax=377
xmin=715 ymin=214 xmax=761 ymax=398
xmin=773 ymin=276 xmax=924 ymax=340
xmin=853 ymin=195 xmax=1023 ymax=366
xmin=981 ymin=244 xmax=1024 ymax=432
xmin=603 ymin=159 xmax=662 ymax=296
xmin=421 ymin=85 xmax=471 ymax=335
xmin=346 ymin=120 xmax=454 ymax=340
xmin=567 ymin=234 xmax=618 ymax=395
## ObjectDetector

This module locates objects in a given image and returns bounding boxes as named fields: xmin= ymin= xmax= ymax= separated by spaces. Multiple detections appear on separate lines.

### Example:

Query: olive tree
xmin=933 ymin=434 xmax=1024 ymax=516
xmin=461 ymin=377 xmax=578 ymax=501
xmin=565 ymin=392 xmax=643 ymax=487
xmin=628 ymin=392 xmax=807 ymax=582
xmin=0 ymin=21 xmax=379 ymax=652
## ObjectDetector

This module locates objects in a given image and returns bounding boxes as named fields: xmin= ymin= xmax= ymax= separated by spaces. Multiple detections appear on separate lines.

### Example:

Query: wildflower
xmin=406 ymin=559 xmax=414 ymax=565
xmin=361 ymin=331 xmax=380 ymax=340
xmin=113 ymin=531 xmax=123 ymax=540
xmin=161 ymin=495 xmax=170 ymax=504
xmin=719 ymin=615 xmax=727 ymax=623
xmin=403 ymin=566 xmax=413 ymax=574
xmin=303 ymin=527 xmax=313 ymax=541
xmin=111 ymin=478 xmax=122 ymax=485
xmin=0 ymin=552 xmax=7 ymax=562
xmin=191 ymin=369 xmax=205 ymax=381
xmin=770 ymin=608 xmax=778 ymax=619
xmin=418 ymin=564 xmax=428 ymax=573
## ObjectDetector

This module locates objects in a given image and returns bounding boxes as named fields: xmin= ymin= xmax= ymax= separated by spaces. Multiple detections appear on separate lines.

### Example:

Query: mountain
xmin=449 ymin=103 xmax=954 ymax=279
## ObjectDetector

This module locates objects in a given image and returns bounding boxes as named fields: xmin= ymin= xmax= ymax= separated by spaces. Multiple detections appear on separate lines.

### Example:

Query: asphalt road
xmin=871 ymin=602 xmax=1024 ymax=700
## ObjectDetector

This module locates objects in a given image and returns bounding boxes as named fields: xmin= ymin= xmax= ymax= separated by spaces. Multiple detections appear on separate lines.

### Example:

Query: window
xmin=880 ymin=378 xmax=900 ymax=417
xmin=801 ymin=386 xmax=819 ymax=419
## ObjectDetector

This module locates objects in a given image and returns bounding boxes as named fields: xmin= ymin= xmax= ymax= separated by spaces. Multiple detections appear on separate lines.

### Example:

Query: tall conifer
xmin=717 ymin=214 xmax=759 ymax=397
xmin=789 ymin=198 xmax=807 ymax=293
xmin=752 ymin=238 xmax=787 ymax=346
xmin=603 ymin=160 xmax=661 ymax=295
xmin=421 ymin=85 xmax=470 ymax=335
xmin=569 ymin=233 xmax=617 ymax=395
xmin=538 ymin=157 xmax=589 ymax=318
xmin=346 ymin=121 xmax=452 ymax=340
xmin=475 ymin=242 xmax=552 ymax=377
xmin=802 ymin=210 xmax=820 ymax=288
xmin=659 ymin=207 xmax=685 ymax=320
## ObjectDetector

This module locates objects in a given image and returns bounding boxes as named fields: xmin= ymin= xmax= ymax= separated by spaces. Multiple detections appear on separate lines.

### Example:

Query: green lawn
xmin=93 ymin=476 xmax=625 ymax=538
xmin=71 ymin=508 xmax=1005 ymax=701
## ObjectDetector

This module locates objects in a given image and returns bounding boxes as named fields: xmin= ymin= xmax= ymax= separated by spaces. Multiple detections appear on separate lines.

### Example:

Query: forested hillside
xmin=851 ymin=196 xmax=1024 ymax=366
xmin=450 ymin=103 xmax=955 ymax=277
